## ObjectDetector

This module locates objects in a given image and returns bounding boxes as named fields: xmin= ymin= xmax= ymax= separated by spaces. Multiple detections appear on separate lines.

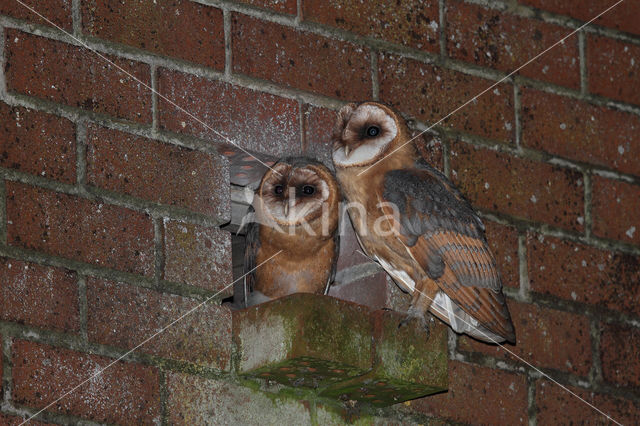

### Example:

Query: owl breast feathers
xmin=332 ymin=101 xmax=515 ymax=343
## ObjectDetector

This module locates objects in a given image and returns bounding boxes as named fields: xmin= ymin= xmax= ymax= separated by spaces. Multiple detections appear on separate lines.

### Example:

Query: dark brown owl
xmin=243 ymin=157 xmax=341 ymax=306
xmin=332 ymin=102 xmax=515 ymax=343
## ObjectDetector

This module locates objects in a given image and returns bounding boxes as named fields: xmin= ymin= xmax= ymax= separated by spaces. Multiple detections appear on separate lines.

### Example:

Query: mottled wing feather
xmin=383 ymin=166 xmax=515 ymax=341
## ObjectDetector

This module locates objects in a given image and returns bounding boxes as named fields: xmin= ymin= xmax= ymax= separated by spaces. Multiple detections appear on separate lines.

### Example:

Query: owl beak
xmin=283 ymin=201 xmax=289 ymax=217
xmin=344 ymin=146 xmax=351 ymax=158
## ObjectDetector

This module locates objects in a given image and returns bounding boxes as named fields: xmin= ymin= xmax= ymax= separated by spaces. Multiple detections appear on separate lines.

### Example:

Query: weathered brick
xmin=7 ymin=181 xmax=154 ymax=276
xmin=0 ymin=413 xmax=53 ymax=426
xmin=536 ymin=379 xmax=640 ymax=425
xmin=528 ymin=234 xmax=640 ymax=316
xmin=86 ymin=125 xmax=230 ymax=220
xmin=167 ymin=372 xmax=312 ymax=425
xmin=522 ymin=0 xmax=640 ymax=37
xmin=303 ymin=0 xmax=439 ymax=53
xmin=522 ymin=88 xmax=640 ymax=176
xmin=0 ymin=258 xmax=79 ymax=332
xmin=5 ymin=30 xmax=151 ymax=123
xmin=0 ymin=102 xmax=76 ymax=183
xmin=600 ymin=322 xmax=640 ymax=388
xmin=458 ymin=300 xmax=592 ymax=376
xmin=81 ymin=0 xmax=224 ymax=69
xmin=0 ymin=0 xmax=72 ymax=30
xmin=591 ymin=177 xmax=640 ymax=245
xmin=450 ymin=141 xmax=585 ymax=231
xmin=11 ymin=339 xmax=161 ymax=424
xmin=588 ymin=35 xmax=640 ymax=106
xmin=447 ymin=1 xmax=579 ymax=88
xmin=236 ymin=0 xmax=296 ymax=14
xmin=485 ymin=221 xmax=519 ymax=289
xmin=157 ymin=68 xmax=301 ymax=157
xmin=86 ymin=277 xmax=231 ymax=368
xmin=413 ymin=360 xmax=528 ymax=424
xmin=302 ymin=104 xmax=336 ymax=167
xmin=232 ymin=13 xmax=372 ymax=100
xmin=163 ymin=220 xmax=232 ymax=293
xmin=379 ymin=54 xmax=515 ymax=143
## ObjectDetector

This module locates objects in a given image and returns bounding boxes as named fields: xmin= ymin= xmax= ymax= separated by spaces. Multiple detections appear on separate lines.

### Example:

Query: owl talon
xmin=398 ymin=312 xmax=430 ymax=338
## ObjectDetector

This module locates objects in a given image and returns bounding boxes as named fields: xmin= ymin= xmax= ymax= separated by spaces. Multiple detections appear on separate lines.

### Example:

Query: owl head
xmin=332 ymin=101 xmax=414 ymax=169
xmin=254 ymin=157 xmax=340 ymax=233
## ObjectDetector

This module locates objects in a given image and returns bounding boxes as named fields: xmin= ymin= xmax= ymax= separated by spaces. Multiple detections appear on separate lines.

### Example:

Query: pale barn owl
xmin=243 ymin=157 xmax=341 ymax=307
xmin=332 ymin=102 xmax=515 ymax=343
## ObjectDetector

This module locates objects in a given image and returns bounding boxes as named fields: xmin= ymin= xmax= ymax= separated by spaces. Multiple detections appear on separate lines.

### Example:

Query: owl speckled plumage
xmin=243 ymin=157 xmax=341 ymax=307
xmin=332 ymin=102 xmax=515 ymax=343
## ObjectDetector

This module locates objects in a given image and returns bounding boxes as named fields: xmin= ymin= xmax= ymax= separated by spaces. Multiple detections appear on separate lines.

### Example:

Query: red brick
xmin=450 ymin=141 xmax=585 ymax=231
xmin=379 ymin=54 xmax=515 ymax=143
xmin=302 ymin=104 xmax=336 ymax=167
xmin=588 ymin=35 xmax=640 ymax=106
xmin=232 ymin=14 xmax=372 ymax=100
xmin=447 ymin=1 xmax=579 ymax=89
xmin=86 ymin=277 xmax=231 ymax=368
xmin=236 ymin=0 xmax=296 ymax=14
xmin=81 ymin=0 xmax=224 ymax=69
xmin=157 ymin=68 xmax=301 ymax=157
xmin=485 ymin=221 xmax=519 ymax=289
xmin=0 ymin=102 xmax=76 ymax=183
xmin=522 ymin=89 xmax=640 ymax=176
xmin=86 ymin=125 xmax=230 ymax=220
xmin=458 ymin=299 xmax=592 ymax=376
xmin=600 ymin=323 xmax=640 ymax=388
xmin=522 ymin=0 xmax=640 ymax=37
xmin=5 ymin=30 xmax=151 ymax=123
xmin=0 ymin=413 xmax=53 ymax=426
xmin=303 ymin=0 xmax=439 ymax=53
xmin=0 ymin=258 xmax=79 ymax=332
xmin=7 ymin=181 xmax=154 ymax=276
xmin=413 ymin=360 xmax=528 ymax=424
xmin=11 ymin=339 xmax=161 ymax=424
xmin=536 ymin=379 xmax=640 ymax=424
xmin=528 ymin=234 xmax=640 ymax=316
xmin=163 ymin=220 xmax=232 ymax=293
xmin=591 ymin=177 xmax=640 ymax=245
xmin=0 ymin=0 xmax=72 ymax=30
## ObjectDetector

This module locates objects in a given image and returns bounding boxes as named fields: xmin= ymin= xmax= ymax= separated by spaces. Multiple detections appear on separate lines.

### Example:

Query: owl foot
xmin=398 ymin=309 xmax=430 ymax=338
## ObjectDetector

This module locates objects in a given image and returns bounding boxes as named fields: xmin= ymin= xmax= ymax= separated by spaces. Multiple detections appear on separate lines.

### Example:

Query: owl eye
xmin=274 ymin=184 xmax=285 ymax=195
xmin=301 ymin=185 xmax=315 ymax=195
xmin=366 ymin=125 xmax=380 ymax=137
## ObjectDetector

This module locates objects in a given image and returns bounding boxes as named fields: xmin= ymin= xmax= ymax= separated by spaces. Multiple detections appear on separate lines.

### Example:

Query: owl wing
xmin=382 ymin=165 xmax=515 ymax=342
xmin=325 ymin=231 xmax=340 ymax=295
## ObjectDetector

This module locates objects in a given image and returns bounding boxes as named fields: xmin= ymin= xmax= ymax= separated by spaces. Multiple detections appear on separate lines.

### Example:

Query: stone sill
xmin=232 ymin=293 xmax=448 ymax=407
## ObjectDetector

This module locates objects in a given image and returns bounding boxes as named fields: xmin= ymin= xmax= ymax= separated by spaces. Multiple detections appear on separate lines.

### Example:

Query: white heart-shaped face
xmin=333 ymin=104 xmax=398 ymax=168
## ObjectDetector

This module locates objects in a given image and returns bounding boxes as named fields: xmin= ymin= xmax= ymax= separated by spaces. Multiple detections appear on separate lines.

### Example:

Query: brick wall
xmin=0 ymin=0 xmax=638 ymax=424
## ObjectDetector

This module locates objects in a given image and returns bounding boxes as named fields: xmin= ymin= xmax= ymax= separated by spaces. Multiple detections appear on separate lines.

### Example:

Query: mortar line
xmin=513 ymin=83 xmax=522 ymax=150
xmin=527 ymin=376 xmax=537 ymax=426
xmin=150 ymin=64 xmax=159 ymax=134
xmin=75 ymin=120 xmax=87 ymax=190
xmin=2 ymin=333 xmax=12 ymax=406
xmin=579 ymin=29 xmax=588 ymax=96
xmin=584 ymin=172 xmax=593 ymax=238
xmin=0 ymin=22 xmax=6 ymax=98
xmin=439 ymin=0 xmax=447 ymax=57
xmin=71 ymin=0 xmax=81 ymax=36
xmin=223 ymin=7 xmax=232 ymax=78
xmin=158 ymin=368 xmax=169 ymax=426
xmin=518 ymin=233 xmax=531 ymax=302
xmin=298 ymin=99 xmax=306 ymax=154
xmin=295 ymin=0 xmax=303 ymax=24
xmin=0 ymin=180 xmax=6 ymax=245
xmin=77 ymin=274 xmax=89 ymax=343
xmin=370 ymin=49 xmax=379 ymax=101
xmin=153 ymin=217 xmax=165 ymax=287
xmin=589 ymin=318 xmax=604 ymax=384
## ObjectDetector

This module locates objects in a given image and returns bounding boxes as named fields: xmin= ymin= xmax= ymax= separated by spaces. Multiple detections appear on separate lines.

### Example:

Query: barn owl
xmin=243 ymin=157 xmax=341 ymax=307
xmin=332 ymin=102 xmax=515 ymax=343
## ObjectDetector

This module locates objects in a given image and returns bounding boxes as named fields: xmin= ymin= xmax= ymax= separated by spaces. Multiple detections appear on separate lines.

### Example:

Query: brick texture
xmin=81 ymin=0 xmax=224 ymax=69
xmin=413 ymin=360 xmax=528 ymax=424
xmin=0 ymin=413 xmax=53 ymax=426
xmin=157 ymin=68 xmax=300 ymax=157
xmin=600 ymin=322 xmax=640 ymax=388
xmin=5 ymin=30 xmax=151 ymax=123
xmin=447 ymin=1 xmax=580 ymax=89
xmin=7 ymin=181 xmax=154 ymax=276
xmin=302 ymin=0 xmax=439 ymax=53
xmin=528 ymin=234 xmax=640 ymax=316
xmin=236 ymin=0 xmax=297 ymax=14
xmin=86 ymin=277 xmax=232 ymax=368
xmin=86 ymin=125 xmax=230 ymax=220
xmin=591 ymin=177 xmax=640 ymax=245
xmin=379 ymin=54 xmax=515 ymax=143
xmin=0 ymin=0 xmax=72 ymax=30
xmin=588 ymin=35 xmax=640 ymax=106
xmin=0 ymin=102 xmax=76 ymax=183
xmin=450 ymin=141 xmax=584 ymax=231
xmin=11 ymin=339 xmax=161 ymax=424
xmin=302 ymin=104 xmax=336 ymax=167
xmin=163 ymin=220 xmax=232 ymax=293
xmin=232 ymin=13 xmax=372 ymax=100
xmin=522 ymin=88 xmax=640 ymax=176
xmin=0 ymin=258 xmax=79 ymax=332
